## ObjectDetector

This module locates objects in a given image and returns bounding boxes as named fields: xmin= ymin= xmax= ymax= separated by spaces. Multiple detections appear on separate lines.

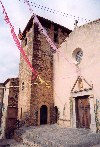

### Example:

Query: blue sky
xmin=0 ymin=0 xmax=100 ymax=82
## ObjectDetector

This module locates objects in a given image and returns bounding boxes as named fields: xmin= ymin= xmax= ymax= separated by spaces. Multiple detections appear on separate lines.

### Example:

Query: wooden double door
xmin=75 ymin=96 xmax=91 ymax=129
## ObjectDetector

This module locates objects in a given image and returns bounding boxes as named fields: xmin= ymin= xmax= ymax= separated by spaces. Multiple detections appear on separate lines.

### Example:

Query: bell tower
xmin=18 ymin=15 xmax=71 ymax=126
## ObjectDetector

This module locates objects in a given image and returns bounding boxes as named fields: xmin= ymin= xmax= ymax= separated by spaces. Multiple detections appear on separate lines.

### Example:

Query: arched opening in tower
xmin=40 ymin=105 xmax=47 ymax=125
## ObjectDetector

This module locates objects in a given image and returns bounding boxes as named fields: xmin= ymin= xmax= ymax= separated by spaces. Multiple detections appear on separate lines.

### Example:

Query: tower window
xmin=25 ymin=37 xmax=27 ymax=46
xmin=20 ymin=108 xmax=22 ymax=119
xmin=22 ymin=82 xmax=24 ymax=90
xmin=54 ymin=25 xmax=58 ymax=43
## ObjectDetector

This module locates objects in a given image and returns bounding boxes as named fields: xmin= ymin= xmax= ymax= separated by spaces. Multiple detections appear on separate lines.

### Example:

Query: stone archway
xmin=40 ymin=105 xmax=48 ymax=125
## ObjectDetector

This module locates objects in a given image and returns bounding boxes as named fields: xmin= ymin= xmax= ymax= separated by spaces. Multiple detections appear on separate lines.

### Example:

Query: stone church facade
xmin=18 ymin=16 xmax=71 ymax=126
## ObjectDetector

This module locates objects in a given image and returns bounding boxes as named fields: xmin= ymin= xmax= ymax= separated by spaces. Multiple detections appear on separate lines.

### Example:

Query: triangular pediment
xmin=71 ymin=76 xmax=93 ymax=93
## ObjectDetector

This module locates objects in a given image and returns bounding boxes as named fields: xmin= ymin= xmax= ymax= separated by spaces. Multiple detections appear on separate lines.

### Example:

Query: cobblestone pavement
xmin=0 ymin=124 xmax=100 ymax=147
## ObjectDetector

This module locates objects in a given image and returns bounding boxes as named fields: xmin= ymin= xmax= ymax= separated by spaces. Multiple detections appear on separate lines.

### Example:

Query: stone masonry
xmin=5 ymin=78 xmax=19 ymax=138
xmin=0 ymin=78 xmax=19 ymax=139
xmin=0 ymin=83 xmax=4 ymax=126
xmin=18 ymin=15 xmax=71 ymax=126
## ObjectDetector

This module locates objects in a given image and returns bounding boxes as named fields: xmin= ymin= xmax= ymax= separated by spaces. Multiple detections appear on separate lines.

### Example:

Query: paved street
xmin=1 ymin=124 xmax=99 ymax=147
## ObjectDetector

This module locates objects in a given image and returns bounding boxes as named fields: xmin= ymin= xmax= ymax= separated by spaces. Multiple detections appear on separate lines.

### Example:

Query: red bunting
xmin=24 ymin=0 xmax=57 ymax=52
xmin=0 ymin=0 xmax=37 ymax=79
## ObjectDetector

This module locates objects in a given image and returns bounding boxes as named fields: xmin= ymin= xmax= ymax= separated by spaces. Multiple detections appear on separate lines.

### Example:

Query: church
xmin=18 ymin=16 xmax=100 ymax=132
xmin=0 ymin=16 xmax=100 ymax=138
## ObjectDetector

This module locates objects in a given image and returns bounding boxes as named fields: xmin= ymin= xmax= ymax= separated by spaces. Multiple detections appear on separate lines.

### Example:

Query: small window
xmin=20 ymin=108 xmax=22 ymax=119
xmin=54 ymin=25 xmax=58 ymax=43
xmin=44 ymin=27 xmax=48 ymax=33
xmin=76 ymin=51 xmax=83 ymax=63
xmin=72 ymin=48 xmax=83 ymax=64
xmin=22 ymin=82 xmax=24 ymax=90
xmin=15 ymin=94 xmax=17 ymax=99
xmin=25 ymin=37 xmax=27 ymax=46
xmin=54 ymin=33 xmax=58 ymax=43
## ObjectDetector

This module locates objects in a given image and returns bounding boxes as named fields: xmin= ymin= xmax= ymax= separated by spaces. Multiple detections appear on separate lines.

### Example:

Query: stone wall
xmin=18 ymin=16 xmax=71 ymax=126
xmin=5 ymin=78 xmax=19 ymax=138
xmin=0 ymin=80 xmax=10 ymax=139
xmin=0 ymin=78 xmax=19 ymax=139
xmin=0 ymin=83 xmax=4 ymax=126
xmin=18 ymin=26 xmax=33 ymax=123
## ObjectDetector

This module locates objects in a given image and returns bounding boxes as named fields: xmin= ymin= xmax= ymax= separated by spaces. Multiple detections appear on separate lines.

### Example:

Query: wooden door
xmin=75 ymin=96 xmax=91 ymax=128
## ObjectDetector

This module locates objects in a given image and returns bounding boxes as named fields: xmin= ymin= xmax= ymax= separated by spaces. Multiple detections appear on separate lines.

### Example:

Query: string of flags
xmin=20 ymin=0 xmax=77 ymax=67
xmin=0 ymin=0 xmax=37 ymax=79
xmin=0 ymin=0 xmax=50 ymax=88
xmin=0 ymin=0 xmax=82 ymax=106
xmin=0 ymin=0 xmax=81 ymax=91
xmin=22 ymin=0 xmax=58 ymax=52
xmin=22 ymin=0 xmax=91 ymax=23
xmin=21 ymin=0 xmax=81 ymax=72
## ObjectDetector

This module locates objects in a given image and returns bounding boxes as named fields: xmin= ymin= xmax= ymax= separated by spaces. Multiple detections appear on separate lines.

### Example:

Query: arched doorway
xmin=40 ymin=105 xmax=47 ymax=125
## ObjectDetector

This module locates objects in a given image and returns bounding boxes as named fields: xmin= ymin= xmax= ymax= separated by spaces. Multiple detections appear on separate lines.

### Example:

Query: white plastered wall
xmin=53 ymin=19 xmax=100 ymax=128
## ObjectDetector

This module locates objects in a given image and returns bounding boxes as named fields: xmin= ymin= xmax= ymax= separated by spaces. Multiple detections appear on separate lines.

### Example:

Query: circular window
xmin=76 ymin=50 xmax=83 ymax=63
xmin=72 ymin=48 xmax=83 ymax=64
